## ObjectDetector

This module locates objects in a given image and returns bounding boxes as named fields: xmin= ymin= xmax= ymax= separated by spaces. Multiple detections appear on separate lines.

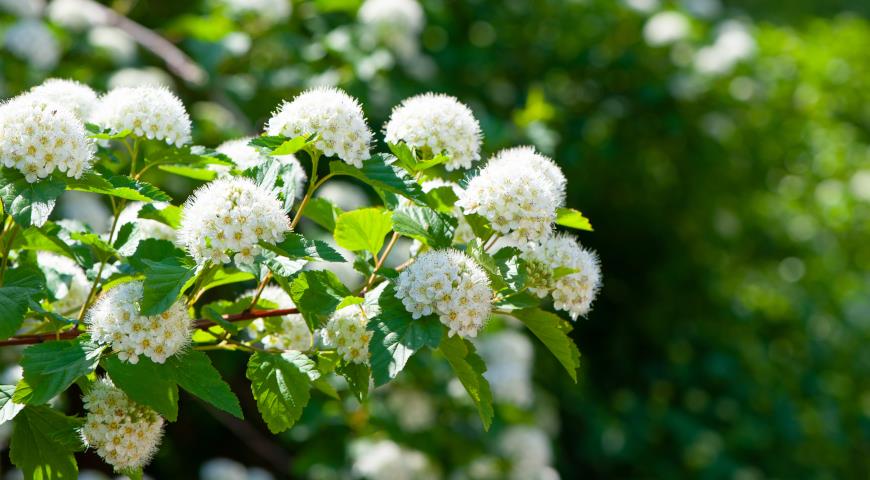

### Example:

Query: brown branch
xmin=0 ymin=308 xmax=299 ymax=347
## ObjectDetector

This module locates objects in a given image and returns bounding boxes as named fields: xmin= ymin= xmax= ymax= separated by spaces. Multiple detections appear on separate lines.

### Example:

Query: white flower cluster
xmin=87 ymin=281 xmax=191 ymax=364
xmin=36 ymin=252 xmax=90 ymax=314
xmin=394 ymin=250 xmax=491 ymax=338
xmin=523 ymin=233 xmax=602 ymax=320
xmin=350 ymin=438 xmax=438 ymax=480
xmin=266 ymin=87 xmax=372 ymax=168
xmin=358 ymin=0 xmax=425 ymax=38
xmin=385 ymin=93 xmax=482 ymax=170
xmin=499 ymin=426 xmax=557 ymax=480
xmin=91 ymin=86 xmax=191 ymax=146
xmin=115 ymin=202 xmax=177 ymax=256
xmin=81 ymin=379 xmax=164 ymax=471
xmin=3 ymin=19 xmax=60 ymax=70
xmin=322 ymin=304 xmax=374 ymax=364
xmin=386 ymin=389 xmax=435 ymax=432
xmin=458 ymin=147 xmax=562 ymax=245
xmin=0 ymin=96 xmax=95 ymax=182
xmin=245 ymin=286 xmax=312 ymax=351
xmin=216 ymin=137 xmax=307 ymax=199
xmin=478 ymin=330 xmax=534 ymax=407
xmin=178 ymin=178 xmax=290 ymax=267
xmin=26 ymin=78 xmax=99 ymax=120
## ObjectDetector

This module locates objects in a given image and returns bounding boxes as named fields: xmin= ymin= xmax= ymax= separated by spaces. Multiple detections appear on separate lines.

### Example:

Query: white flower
xmin=457 ymin=154 xmax=558 ymax=245
xmin=499 ymin=426 xmax=555 ymax=480
xmin=216 ymin=137 xmax=307 ymax=199
xmin=265 ymin=87 xmax=372 ymax=168
xmin=91 ymin=86 xmax=191 ymax=146
xmin=26 ymin=78 xmax=99 ymax=120
xmin=178 ymin=177 xmax=290 ymax=267
xmin=0 ymin=96 xmax=95 ymax=182
xmin=3 ymin=19 xmax=59 ymax=70
xmin=219 ymin=0 xmax=291 ymax=24
xmin=386 ymin=389 xmax=435 ymax=432
xmin=486 ymin=146 xmax=566 ymax=206
xmin=358 ymin=0 xmax=425 ymax=39
xmin=694 ymin=21 xmax=756 ymax=75
xmin=0 ymin=0 xmax=44 ymax=17
xmin=478 ymin=330 xmax=534 ymax=407
xmin=384 ymin=93 xmax=482 ymax=171
xmin=643 ymin=11 xmax=690 ymax=47
xmin=115 ymin=202 xmax=176 ymax=256
xmin=350 ymin=438 xmax=438 ymax=480
xmin=107 ymin=67 xmax=175 ymax=90
xmin=322 ymin=304 xmax=374 ymax=364
xmin=394 ymin=250 xmax=491 ymax=338
xmin=36 ymin=252 xmax=90 ymax=315
xmin=81 ymin=378 xmax=164 ymax=471
xmin=245 ymin=286 xmax=312 ymax=351
xmin=46 ymin=0 xmax=107 ymax=31
xmin=86 ymin=281 xmax=191 ymax=364
xmin=522 ymin=233 xmax=601 ymax=320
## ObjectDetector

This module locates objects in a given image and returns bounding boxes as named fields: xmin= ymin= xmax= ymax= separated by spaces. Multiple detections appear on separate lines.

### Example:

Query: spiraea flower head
xmin=81 ymin=378 xmax=164 ymax=471
xmin=178 ymin=177 xmax=290 ymax=267
xmin=395 ymin=249 xmax=491 ymax=338
xmin=216 ymin=137 xmax=307 ymax=199
xmin=522 ymin=233 xmax=601 ymax=320
xmin=245 ymin=286 xmax=312 ymax=351
xmin=36 ymin=251 xmax=90 ymax=314
xmin=358 ymin=0 xmax=425 ymax=37
xmin=487 ymin=146 xmax=567 ymax=205
xmin=323 ymin=304 xmax=374 ymax=364
xmin=457 ymin=155 xmax=559 ymax=245
xmin=86 ymin=281 xmax=191 ymax=364
xmin=91 ymin=86 xmax=191 ymax=146
xmin=0 ymin=96 xmax=95 ymax=182
xmin=265 ymin=87 xmax=372 ymax=168
xmin=385 ymin=93 xmax=482 ymax=171
xmin=26 ymin=78 xmax=99 ymax=120
xmin=115 ymin=202 xmax=177 ymax=256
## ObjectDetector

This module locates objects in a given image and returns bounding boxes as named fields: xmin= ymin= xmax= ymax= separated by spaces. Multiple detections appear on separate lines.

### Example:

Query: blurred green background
xmin=1 ymin=0 xmax=869 ymax=478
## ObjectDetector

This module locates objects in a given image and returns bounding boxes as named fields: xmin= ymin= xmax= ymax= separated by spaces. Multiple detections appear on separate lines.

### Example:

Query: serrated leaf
xmin=246 ymin=352 xmax=312 ymax=433
xmin=261 ymin=232 xmax=345 ymax=262
xmin=138 ymin=203 xmax=182 ymax=228
xmin=0 ymin=168 xmax=65 ymax=228
xmin=439 ymin=334 xmax=494 ymax=430
xmin=102 ymin=356 xmax=179 ymax=421
xmin=336 ymin=362 xmax=369 ymax=402
xmin=157 ymin=164 xmax=217 ymax=181
xmin=17 ymin=337 xmax=105 ymax=405
xmin=303 ymin=197 xmax=344 ymax=232
xmin=329 ymin=154 xmax=427 ymax=205
xmin=555 ymin=207 xmax=593 ymax=231
xmin=10 ymin=406 xmax=83 ymax=479
xmin=69 ymin=231 xmax=116 ymax=260
xmin=492 ymin=247 xmax=528 ymax=291
xmin=140 ymin=258 xmax=195 ymax=316
xmin=0 ymin=385 xmax=24 ymax=424
xmin=392 ymin=205 xmax=456 ymax=249
xmin=167 ymin=350 xmax=243 ymax=419
xmin=289 ymin=270 xmax=351 ymax=328
xmin=0 ymin=287 xmax=33 ymax=339
xmin=512 ymin=308 xmax=581 ymax=382
xmin=66 ymin=172 xmax=171 ymax=203
xmin=334 ymin=208 xmax=393 ymax=254
xmin=270 ymin=136 xmax=309 ymax=156
xmin=128 ymin=239 xmax=186 ymax=271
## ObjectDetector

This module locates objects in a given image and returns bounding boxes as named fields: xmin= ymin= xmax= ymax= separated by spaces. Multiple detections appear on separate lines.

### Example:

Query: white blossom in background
xmin=108 ymin=67 xmax=175 ymax=90
xmin=46 ymin=0 xmax=107 ymax=31
xmin=87 ymin=26 xmax=137 ymax=63
xmin=216 ymin=137 xmax=308 ymax=199
xmin=87 ymin=281 xmax=192 ymax=364
xmin=178 ymin=178 xmax=290 ymax=267
xmin=0 ymin=0 xmax=43 ymax=17
xmin=523 ymin=233 xmax=602 ymax=320
xmin=385 ymin=93 xmax=482 ymax=170
xmin=0 ymin=96 xmax=95 ymax=182
xmin=322 ymin=304 xmax=374 ymax=364
xmin=26 ymin=78 xmax=99 ymax=120
xmin=694 ymin=20 xmax=756 ymax=75
xmin=58 ymin=191 xmax=111 ymax=232
xmin=36 ymin=252 xmax=90 ymax=315
xmin=486 ymin=146 xmax=567 ymax=205
xmin=315 ymin=180 xmax=369 ymax=211
xmin=478 ymin=330 xmax=534 ymax=407
xmin=350 ymin=438 xmax=439 ymax=480
xmin=395 ymin=250 xmax=491 ymax=338
xmin=266 ymin=87 xmax=372 ymax=168
xmin=91 ymin=86 xmax=191 ymax=146
xmin=386 ymin=389 xmax=435 ymax=432
xmin=499 ymin=426 xmax=559 ymax=480
xmin=457 ymin=155 xmax=559 ymax=245
xmin=358 ymin=0 xmax=425 ymax=58
xmin=3 ymin=19 xmax=60 ymax=70
xmin=244 ymin=286 xmax=312 ymax=351
xmin=115 ymin=202 xmax=176 ymax=256
xmin=200 ymin=457 xmax=275 ymax=480
xmin=643 ymin=11 xmax=691 ymax=47
xmin=81 ymin=379 xmax=164 ymax=471
xmin=219 ymin=0 xmax=291 ymax=24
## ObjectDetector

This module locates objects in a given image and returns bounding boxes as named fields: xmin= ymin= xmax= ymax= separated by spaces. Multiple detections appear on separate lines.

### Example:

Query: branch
xmin=0 ymin=308 xmax=299 ymax=347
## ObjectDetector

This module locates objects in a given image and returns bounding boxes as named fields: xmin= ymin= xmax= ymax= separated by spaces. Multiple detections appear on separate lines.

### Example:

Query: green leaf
xmin=85 ymin=123 xmax=131 ymax=140
xmin=201 ymin=305 xmax=240 ymax=335
xmin=439 ymin=334 xmax=494 ymax=430
xmin=392 ymin=205 xmax=456 ymax=249
xmin=10 ymin=405 xmax=83 ymax=479
xmin=128 ymin=239 xmax=186 ymax=271
xmin=66 ymin=172 xmax=171 ymax=203
xmin=167 ymin=350 xmax=243 ymax=419
xmin=329 ymin=154 xmax=427 ymax=205
xmin=464 ymin=213 xmax=494 ymax=240
xmin=334 ymin=208 xmax=393 ymax=254
xmin=367 ymin=284 xmax=442 ymax=386
xmin=0 ymin=286 xmax=33 ymax=339
xmin=138 ymin=203 xmax=182 ymax=228
xmin=199 ymin=268 xmax=256 ymax=293
xmin=102 ymin=356 xmax=179 ymax=421
xmin=140 ymin=258 xmax=195 ymax=316
xmin=0 ymin=168 xmax=65 ymax=228
xmin=289 ymin=270 xmax=351 ymax=328
xmin=425 ymin=185 xmax=459 ymax=214
xmin=555 ymin=207 xmax=593 ymax=231
xmin=246 ymin=352 xmax=313 ymax=434
xmin=512 ymin=308 xmax=581 ymax=382
xmin=336 ymin=362 xmax=370 ymax=402
xmin=492 ymin=247 xmax=528 ymax=291
xmin=261 ymin=232 xmax=345 ymax=262
xmin=69 ymin=231 xmax=117 ymax=260
xmin=270 ymin=136 xmax=309 ymax=156
xmin=0 ymin=385 xmax=24 ymax=423
xmin=465 ymin=239 xmax=507 ymax=291
xmin=157 ymin=164 xmax=217 ymax=181
xmin=552 ymin=266 xmax=579 ymax=280
xmin=303 ymin=197 xmax=344 ymax=232
xmin=16 ymin=337 xmax=105 ymax=405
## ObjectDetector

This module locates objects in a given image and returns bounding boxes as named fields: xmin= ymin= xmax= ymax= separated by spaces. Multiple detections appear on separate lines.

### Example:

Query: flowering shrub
xmin=0 ymin=78 xmax=600 ymax=478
